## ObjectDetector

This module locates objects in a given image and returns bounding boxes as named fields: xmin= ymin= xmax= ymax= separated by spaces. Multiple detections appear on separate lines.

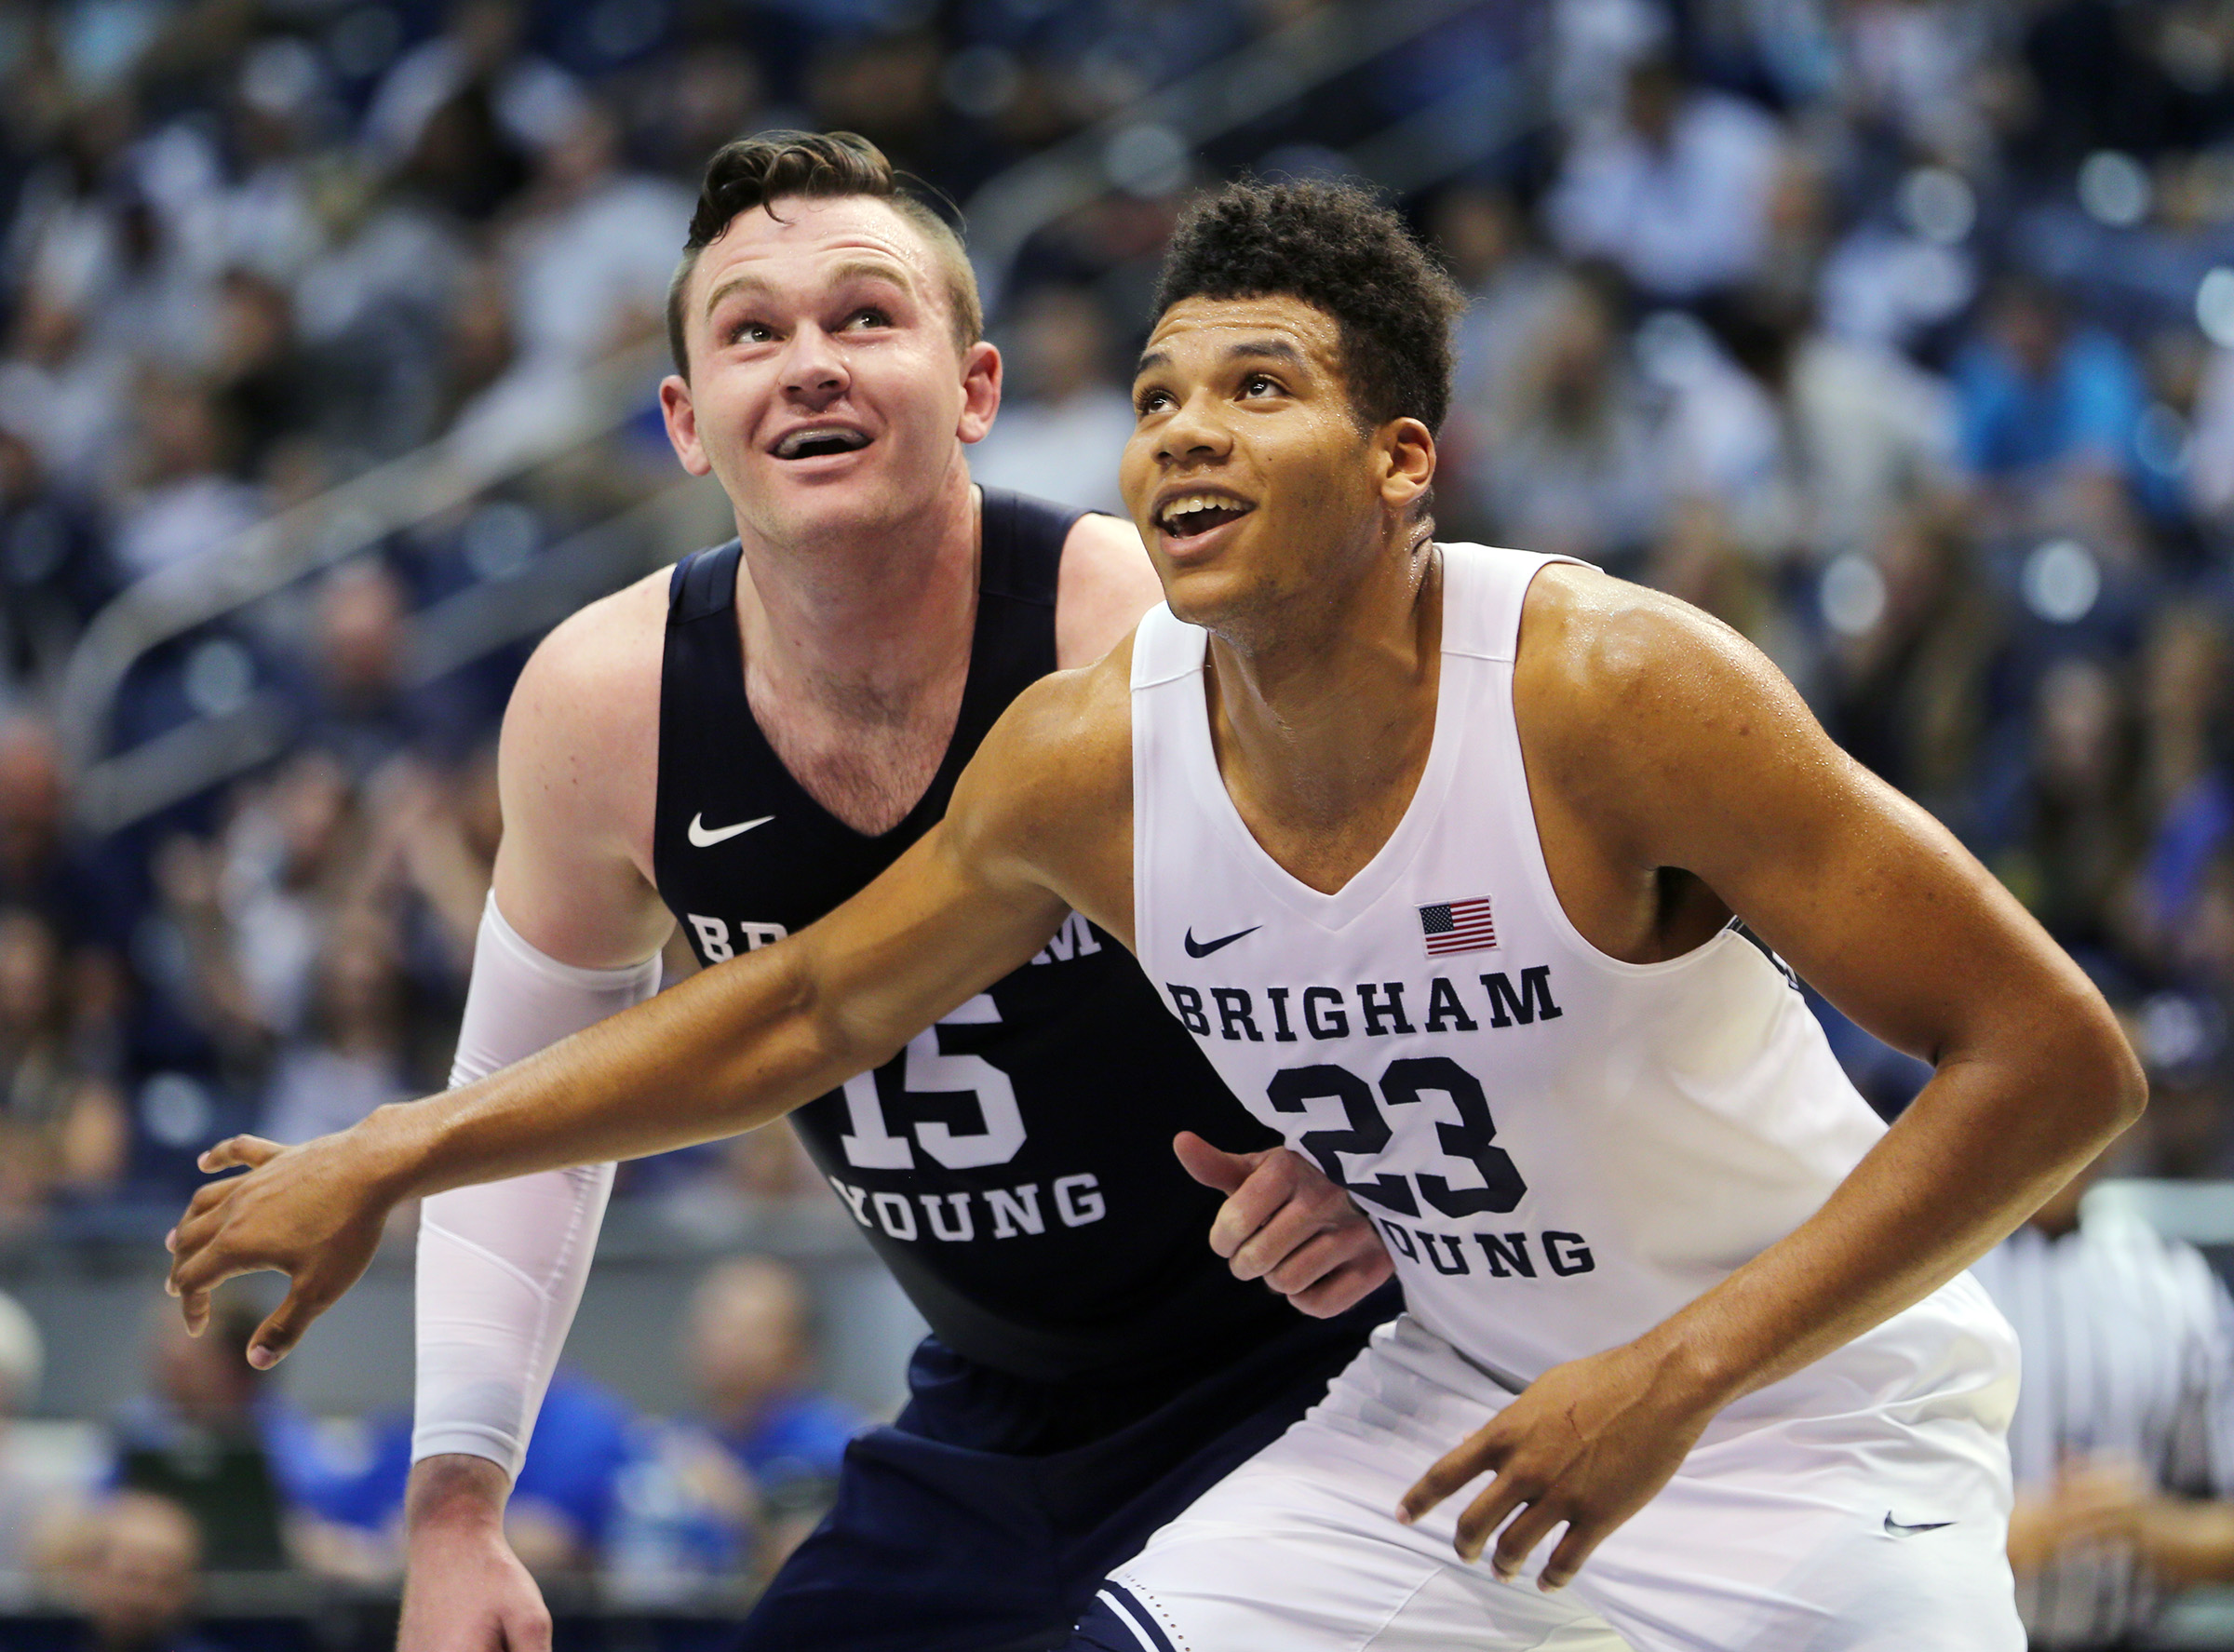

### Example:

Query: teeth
xmin=1158 ymin=493 xmax=1249 ymax=530
xmin=776 ymin=428 xmax=868 ymax=458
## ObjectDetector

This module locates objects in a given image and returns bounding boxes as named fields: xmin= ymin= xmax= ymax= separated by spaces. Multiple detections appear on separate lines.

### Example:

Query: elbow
xmin=2070 ymin=1009 xmax=2148 ymax=1141
xmin=2106 ymin=1031 xmax=2149 ymax=1134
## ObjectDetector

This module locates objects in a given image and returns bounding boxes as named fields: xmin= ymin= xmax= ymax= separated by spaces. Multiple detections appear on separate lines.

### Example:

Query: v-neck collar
xmin=1177 ymin=548 xmax=1470 ymax=934
xmin=733 ymin=553 xmax=1001 ymax=851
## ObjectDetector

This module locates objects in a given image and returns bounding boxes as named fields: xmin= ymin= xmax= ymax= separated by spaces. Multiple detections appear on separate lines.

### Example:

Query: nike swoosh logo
xmin=1184 ymin=925 xmax=1260 ymax=958
xmin=1883 ymin=1514 xmax=1955 ymax=1537
xmin=688 ymin=813 xmax=774 ymax=848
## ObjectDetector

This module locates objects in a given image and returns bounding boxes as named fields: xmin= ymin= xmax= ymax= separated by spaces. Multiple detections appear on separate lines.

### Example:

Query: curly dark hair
xmin=665 ymin=131 xmax=981 ymax=377
xmin=1151 ymin=178 xmax=1466 ymax=435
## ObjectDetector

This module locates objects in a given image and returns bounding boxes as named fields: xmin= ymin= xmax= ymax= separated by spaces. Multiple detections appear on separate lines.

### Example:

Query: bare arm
xmin=486 ymin=575 xmax=674 ymax=966
xmin=1560 ymin=582 xmax=2139 ymax=1400
xmin=165 ymin=655 xmax=1134 ymax=1363
xmin=403 ymin=577 xmax=672 ymax=1652
xmin=1405 ymin=569 xmax=2143 ymax=1583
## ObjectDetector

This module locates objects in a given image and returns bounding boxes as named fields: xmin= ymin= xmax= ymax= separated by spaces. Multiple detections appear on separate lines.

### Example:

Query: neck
xmin=1208 ymin=523 xmax=1440 ymax=839
xmin=734 ymin=465 xmax=980 ymax=725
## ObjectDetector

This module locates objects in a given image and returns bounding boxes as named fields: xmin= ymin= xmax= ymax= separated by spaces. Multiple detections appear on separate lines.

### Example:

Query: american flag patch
xmin=1420 ymin=897 xmax=1497 ymax=957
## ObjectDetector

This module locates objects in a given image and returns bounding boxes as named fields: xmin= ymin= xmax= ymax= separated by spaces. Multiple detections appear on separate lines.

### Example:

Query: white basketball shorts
xmin=1075 ymin=1314 xmax=2023 ymax=1652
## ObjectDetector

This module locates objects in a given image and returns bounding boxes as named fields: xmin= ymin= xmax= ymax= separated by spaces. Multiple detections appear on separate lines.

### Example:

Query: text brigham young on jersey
xmin=1164 ymin=964 xmax=1594 ymax=1287
xmin=1164 ymin=966 xmax=1562 ymax=1042
xmin=686 ymin=909 xmax=1115 ymax=1250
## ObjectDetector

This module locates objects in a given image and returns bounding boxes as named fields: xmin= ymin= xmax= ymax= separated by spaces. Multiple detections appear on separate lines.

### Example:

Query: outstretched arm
xmin=1402 ymin=568 xmax=2144 ymax=1587
xmin=165 ymin=662 xmax=1131 ymax=1367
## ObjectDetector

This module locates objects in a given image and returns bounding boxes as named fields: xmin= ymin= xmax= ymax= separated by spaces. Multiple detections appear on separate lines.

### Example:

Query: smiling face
xmin=659 ymin=195 xmax=999 ymax=552
xmin=1122 ymin=293 xmax=1433 ymax=634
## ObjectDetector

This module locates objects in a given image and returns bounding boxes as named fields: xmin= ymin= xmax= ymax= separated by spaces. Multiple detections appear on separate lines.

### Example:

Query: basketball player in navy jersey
xmin=170 ymin=179 xmax=2143 ymax=1647
xmin=301 ymin=134 xmax=1397 ymax=1652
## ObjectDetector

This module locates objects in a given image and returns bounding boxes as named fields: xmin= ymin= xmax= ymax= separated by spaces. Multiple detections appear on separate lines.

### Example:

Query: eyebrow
xmin=702 ymin=258 xmax=918 ymax=320
xmin=1133 ymin=337 xmax=1307 ymax=376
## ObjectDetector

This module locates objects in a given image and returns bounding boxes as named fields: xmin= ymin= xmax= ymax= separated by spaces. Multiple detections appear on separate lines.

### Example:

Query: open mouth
xmin=773 ymin=426 xmax=872 ymax=460
xmin=1155 ymin=492 xmax=1256 ymax=540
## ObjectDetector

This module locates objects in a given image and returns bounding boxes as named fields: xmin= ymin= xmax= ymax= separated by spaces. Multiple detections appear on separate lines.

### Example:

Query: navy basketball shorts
xmin=733 ymin=1292 xmax=1397 ymax=1652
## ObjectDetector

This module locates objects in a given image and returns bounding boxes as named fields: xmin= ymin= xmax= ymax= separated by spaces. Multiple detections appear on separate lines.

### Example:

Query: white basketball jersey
xmin=1130 ymin=542 xmax=2017 ymax=1434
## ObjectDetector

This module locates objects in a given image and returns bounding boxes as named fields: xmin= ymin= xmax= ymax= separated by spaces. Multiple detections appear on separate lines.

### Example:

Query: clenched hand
xmin=165 ymin=1131 xmax=399 ymax=1367
xmin=1397 ymin=1339 xmax=1716 ymax=1590
xmin=1174 ymin=1132 xmax=1394 ymax=1317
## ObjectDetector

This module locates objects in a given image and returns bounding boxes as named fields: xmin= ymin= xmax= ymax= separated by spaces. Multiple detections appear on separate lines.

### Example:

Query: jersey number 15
xmin=836 ymin=995 xmax=1027 ymax=1170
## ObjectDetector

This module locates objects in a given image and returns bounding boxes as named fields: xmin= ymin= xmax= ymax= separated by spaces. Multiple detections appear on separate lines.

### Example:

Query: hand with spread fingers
xmin=1173 ymin=1131 xmax=1394 ymax=1318
xmin=164 ymin=1130 xmax=402 ymax=1368
xmin=1395 ymin=1338 xmax=1716 ymax=1591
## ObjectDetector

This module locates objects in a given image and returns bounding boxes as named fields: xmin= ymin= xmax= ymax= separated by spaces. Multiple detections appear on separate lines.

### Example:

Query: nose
xmin=1155 ymin=386 xmax=1232 ymax=467
xmin=779 ymin=323 xmax=850 ymax=405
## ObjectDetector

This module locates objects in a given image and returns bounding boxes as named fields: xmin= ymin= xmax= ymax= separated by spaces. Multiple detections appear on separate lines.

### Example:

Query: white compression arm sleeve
xmin=411 ymin=894 xmax=661 ymax=1477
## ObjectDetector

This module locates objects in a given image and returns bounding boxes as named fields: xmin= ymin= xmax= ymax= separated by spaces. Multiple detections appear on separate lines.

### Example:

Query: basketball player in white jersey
xmin=166 ymin=179 xmax=2145 ymax=1649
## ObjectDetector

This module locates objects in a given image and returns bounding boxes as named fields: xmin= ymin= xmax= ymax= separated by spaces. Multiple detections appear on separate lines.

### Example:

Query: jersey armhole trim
xmin=1487 ymin=561 xmax=1750 ymax=983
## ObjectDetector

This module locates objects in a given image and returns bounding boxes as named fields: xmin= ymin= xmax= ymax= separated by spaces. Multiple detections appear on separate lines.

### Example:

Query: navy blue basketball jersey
xmin=651 ymin=491 xmax=1310 ymax=1394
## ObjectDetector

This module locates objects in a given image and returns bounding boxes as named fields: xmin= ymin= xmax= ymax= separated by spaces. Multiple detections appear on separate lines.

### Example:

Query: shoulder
xmin=1056 ymin=511 xmax=1162 ymax=669
xmin=1516 ymin=561 xmax=1782 ymax=723
xmin=1511 ymin=562 xmax=1836 ymax=836
xmin=510 ymin=565 xmax=670 ymax=720
xmin=966 ymin=637 xmax=1135 ymax=812
xmin=945 ymin=635 xmax=1135 ymax=900
xmin=498 ymin=565 xmax=671 ymax=834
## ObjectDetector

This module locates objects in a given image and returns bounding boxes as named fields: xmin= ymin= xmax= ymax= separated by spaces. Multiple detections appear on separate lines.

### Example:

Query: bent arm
xmin=1550 ymin=582 xmax=2145 ymax=1404
xmin=1404 ymin=576 xmax=2144 ymax=1582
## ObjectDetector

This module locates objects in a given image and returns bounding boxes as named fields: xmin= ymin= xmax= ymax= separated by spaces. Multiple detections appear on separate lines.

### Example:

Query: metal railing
xmin=962 ymin=0 xmax=1525 ymax=313
xmin=55 ymin=338 xmax=681 ymax=826
xmin=57 ymin=1 xmax=1544 ymax=835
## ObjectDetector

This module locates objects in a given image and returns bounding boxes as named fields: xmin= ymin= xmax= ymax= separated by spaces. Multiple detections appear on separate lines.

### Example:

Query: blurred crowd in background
xmin=9 ymin=0 xmax=2234 ymax=1628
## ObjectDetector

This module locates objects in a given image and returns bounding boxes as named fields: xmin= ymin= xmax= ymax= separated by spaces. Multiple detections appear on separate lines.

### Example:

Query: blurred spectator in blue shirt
xmin=687 ymin=1256 xmax=864 ymax=1565
xmin=1955 ymin=275 xmax=2147 ymax=487
xmin=502 ymin=1367 xmax=641 ymax=1572
xmin=289 ymin=1365 xmax=654 ymax=1581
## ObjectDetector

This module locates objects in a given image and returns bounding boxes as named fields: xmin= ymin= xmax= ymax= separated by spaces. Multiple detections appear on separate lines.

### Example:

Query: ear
xmin=1379 ymin=416 xmax=1435 ymax=517
xmin=957 ymin=341 xmax=1002 ymax=445
xmin=660 ymin=373 xmax=714 ymax=477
